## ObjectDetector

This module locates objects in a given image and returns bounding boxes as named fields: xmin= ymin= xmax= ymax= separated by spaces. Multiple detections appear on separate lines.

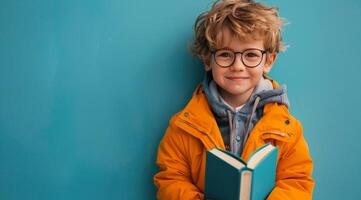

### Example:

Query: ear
xmin=263 ymin=53 xmax=277 ymax=74
xmin=203 ymin=55 xmax=212 ymax=71
xmin=204 ymin=63 xmax=211 ymax=71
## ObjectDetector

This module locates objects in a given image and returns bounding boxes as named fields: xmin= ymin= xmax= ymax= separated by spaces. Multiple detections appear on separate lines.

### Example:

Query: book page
xmin=248 ymin=145 xmax=275 ymax=169
xmin=210 ymin=149 xmax=245 ymax=169
xmin=239 ymin=170 xmax=252 ymax=200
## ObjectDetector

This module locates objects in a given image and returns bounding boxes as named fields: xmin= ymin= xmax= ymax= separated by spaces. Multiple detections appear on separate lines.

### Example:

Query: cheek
xmin=249 ymin=68 xmax=264 ymax=79
xmin=211 ymin=69 xmax=220 ymax=82
xmin=211 ymin=66 xmax=226 ymax=80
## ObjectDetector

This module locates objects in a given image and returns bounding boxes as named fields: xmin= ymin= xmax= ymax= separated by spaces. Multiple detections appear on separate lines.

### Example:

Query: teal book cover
xmin=204 ymin=143 xmax=278 ymax=200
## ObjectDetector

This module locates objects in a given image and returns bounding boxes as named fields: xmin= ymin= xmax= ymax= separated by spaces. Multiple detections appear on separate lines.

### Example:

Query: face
xmin=205 ymin=27 xmax=277 ymax=106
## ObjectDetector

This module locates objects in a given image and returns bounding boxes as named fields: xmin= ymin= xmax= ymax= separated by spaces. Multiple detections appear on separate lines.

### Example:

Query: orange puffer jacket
xmin=154 ymin=80 xmax=315 ymax=200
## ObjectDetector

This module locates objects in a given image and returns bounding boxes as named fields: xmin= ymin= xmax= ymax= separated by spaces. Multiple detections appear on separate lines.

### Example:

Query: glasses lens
xmin=242 ymin=49 xmax=263 ymax=67
xmin=214 ymin=50 xmax=234 ymax=67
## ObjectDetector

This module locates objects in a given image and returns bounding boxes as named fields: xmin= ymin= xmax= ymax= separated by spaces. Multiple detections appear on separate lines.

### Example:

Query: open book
xmin=204 ymin=143 xmax=278 ymax=200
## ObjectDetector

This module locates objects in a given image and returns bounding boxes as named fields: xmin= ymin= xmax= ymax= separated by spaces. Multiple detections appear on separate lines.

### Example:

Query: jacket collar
xmin=174 ymin=79 xmax=293 ymax=150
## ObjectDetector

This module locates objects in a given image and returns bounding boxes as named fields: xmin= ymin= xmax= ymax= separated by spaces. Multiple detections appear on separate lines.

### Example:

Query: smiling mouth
xmin=226 ymin=77 xmax=250 ymax=80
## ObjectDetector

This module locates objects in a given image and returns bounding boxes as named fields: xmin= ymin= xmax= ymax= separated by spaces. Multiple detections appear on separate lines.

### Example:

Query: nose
xmin=229 ymin=54 xmax=246 ymax=71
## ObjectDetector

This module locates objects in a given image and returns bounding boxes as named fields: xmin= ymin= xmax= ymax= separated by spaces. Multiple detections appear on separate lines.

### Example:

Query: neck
xmin=218 ymin=87 xmax=254 ymax=109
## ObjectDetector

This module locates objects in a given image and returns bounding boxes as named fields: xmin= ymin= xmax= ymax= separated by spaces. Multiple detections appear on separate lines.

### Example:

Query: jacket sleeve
xmin=267 ymin=121 xmax=315 ymax=200
xmin=153 ymin=123 xmax=204 ymax=200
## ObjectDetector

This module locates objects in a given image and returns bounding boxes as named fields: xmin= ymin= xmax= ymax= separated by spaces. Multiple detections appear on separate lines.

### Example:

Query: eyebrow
xmin=218 ymin=47 xmax=235 ymax=51
xmin=216 ymin=47 xmax=265 ymax=52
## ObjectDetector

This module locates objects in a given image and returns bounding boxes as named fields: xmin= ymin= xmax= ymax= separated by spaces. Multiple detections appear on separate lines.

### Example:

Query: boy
xmin=154 ymin=0 xmax=314 ymax=199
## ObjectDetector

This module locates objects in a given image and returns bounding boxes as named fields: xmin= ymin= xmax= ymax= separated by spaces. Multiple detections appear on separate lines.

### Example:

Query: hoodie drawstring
xmin=227 ymin=110 xmax=233 ymax=152
xmin=242 ymin=96 xmax=261 ymax=147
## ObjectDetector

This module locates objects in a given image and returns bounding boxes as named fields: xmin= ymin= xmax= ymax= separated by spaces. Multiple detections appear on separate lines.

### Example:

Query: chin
xmin=224 ymin=88 xmax=249 ymax=96
xmin=232 ymin=84 xmax=257 ymax=94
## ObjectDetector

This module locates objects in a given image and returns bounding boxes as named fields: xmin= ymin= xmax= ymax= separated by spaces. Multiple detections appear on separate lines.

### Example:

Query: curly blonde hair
xmin=190 ymin=0 xmax=286 ymax=65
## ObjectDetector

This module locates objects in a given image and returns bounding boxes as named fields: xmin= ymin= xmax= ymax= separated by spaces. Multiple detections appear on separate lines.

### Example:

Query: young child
xmin=154 ymin=0 xmax=314 ymax=199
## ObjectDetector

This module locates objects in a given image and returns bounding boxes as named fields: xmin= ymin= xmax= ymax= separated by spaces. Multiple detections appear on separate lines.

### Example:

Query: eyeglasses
xmin=211 ymin=48 xmax=267 ymax=68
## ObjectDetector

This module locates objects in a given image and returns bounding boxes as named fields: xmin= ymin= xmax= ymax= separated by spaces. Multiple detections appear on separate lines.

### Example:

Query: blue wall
xmin=0 ymin=0 xmax=360 ymax=199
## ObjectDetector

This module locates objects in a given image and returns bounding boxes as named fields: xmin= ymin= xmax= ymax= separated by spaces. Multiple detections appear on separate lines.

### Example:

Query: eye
xmin=215 ymin=50 xmax=233 ymax=59
xmin=218 ymin=52 xmax=232 ymax=58
xmin=244 ymin=52 xmax=260 ymax=58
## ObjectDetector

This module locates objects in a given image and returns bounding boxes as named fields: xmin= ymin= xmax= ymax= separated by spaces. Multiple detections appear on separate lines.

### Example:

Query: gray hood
xmin=202 ymin=71 xmax=290 ymax=155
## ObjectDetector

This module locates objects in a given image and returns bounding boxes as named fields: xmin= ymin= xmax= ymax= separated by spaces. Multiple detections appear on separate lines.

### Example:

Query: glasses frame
xmin=211 ymin=48 xmax=267 ymax=68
